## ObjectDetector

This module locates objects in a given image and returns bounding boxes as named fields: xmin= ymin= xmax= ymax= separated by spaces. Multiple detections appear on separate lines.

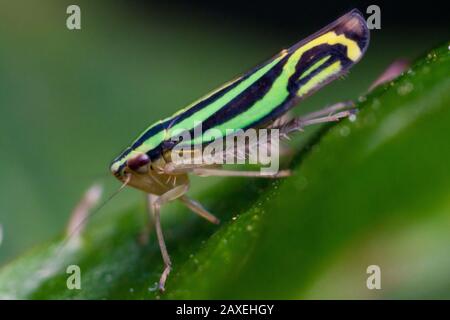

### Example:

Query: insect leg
xmin=139 ymin=194 xmax=158 ymax=245
xmin=299 ymin=101 xmax=355 ymax=122
xmin=152 ymin=184 xmax=189 ymax=292
xmin=280 ymin=109 xmax=355 ymax=136
xmin=153 ymin=203 xmax=171 ymax=292
xmin=163 ymin=137 xmax=292 ymax=178
xmin=191 ymin=168 xmax=291 ymax=178
xmin=292 ymin=59 xmax=409 ymax=133
xmin=162 ymin=161 xmax=218 ymax=175
xmin=179 ymin=195 xmax=220 ymax=224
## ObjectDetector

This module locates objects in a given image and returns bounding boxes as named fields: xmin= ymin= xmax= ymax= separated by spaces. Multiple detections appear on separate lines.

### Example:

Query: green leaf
xmin=0 ymin=44 xmax=449 ymax=299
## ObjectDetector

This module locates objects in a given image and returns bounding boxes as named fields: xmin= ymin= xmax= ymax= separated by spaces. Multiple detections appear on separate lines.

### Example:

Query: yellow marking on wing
xmin=292 ymin=31 xmax=361 ymax=63
xmin=298 ymin=56 xmax=331 ymax=81
xmin=297 ymin=61 xmax=342 ymax=97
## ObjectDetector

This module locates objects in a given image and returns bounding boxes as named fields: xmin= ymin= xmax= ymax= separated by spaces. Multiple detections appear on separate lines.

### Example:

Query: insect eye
xmin=127 ymin=153 xmax=150 ymax=173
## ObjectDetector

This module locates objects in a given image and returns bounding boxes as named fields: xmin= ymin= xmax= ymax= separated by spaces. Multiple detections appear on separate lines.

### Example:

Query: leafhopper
xmin=110 ymin=9 xmax=369 ymax=291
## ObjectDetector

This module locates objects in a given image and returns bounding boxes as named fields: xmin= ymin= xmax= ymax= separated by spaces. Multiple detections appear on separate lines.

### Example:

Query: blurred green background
xmin=0 ymin=0 xmax=448 ymax=298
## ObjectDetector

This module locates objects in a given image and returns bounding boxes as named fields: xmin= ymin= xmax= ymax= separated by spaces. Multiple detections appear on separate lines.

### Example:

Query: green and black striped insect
xmin=110 ymin=9 xmax=370 ymax=291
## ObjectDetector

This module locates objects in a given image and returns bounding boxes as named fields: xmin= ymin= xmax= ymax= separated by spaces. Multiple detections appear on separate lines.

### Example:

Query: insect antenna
xmin=56 ymin=174 xmax=131 ymax=256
